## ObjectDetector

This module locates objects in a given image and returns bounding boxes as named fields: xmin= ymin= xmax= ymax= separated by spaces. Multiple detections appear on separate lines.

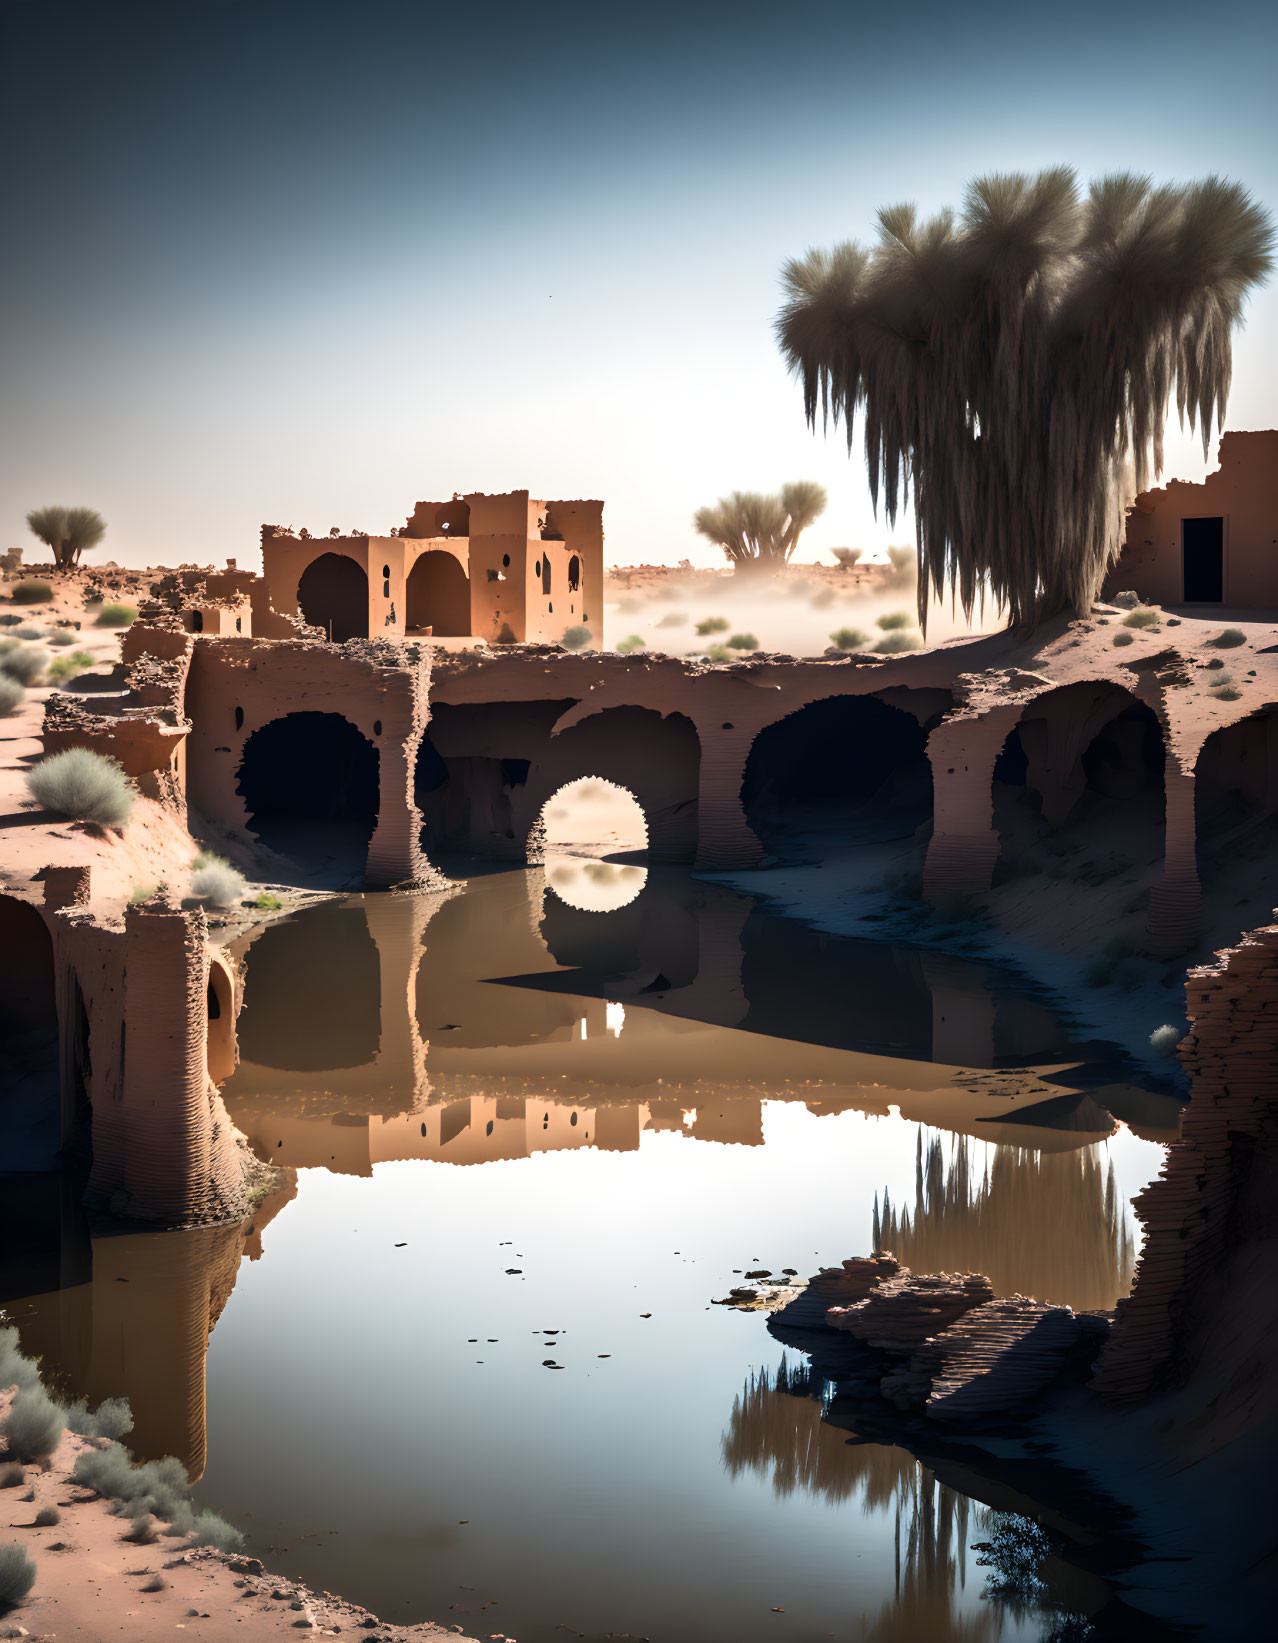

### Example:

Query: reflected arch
xmin=1194 ymin=708 xmax=1278 ymax=913
xmin=407 ymin=550 xmax=470 ymax=636
xmin=235 ymin=904 xmax=381 ymax=1073
xmin=297 ymin=553 xmax=369 ymax=643
xmin=236 ymin=711 xmax=379 ymax=880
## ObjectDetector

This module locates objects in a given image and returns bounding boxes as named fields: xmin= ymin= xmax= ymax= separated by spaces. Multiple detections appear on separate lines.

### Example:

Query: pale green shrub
xmin=561 ymin=625 xmax=592 ymax=649
xmin=0 ymin=1386 xmax=64 ymax=1463
xmin=10 ymin=580 xmax=53 ymax=604
xmin=616 ymin=635 xmax=646 ymax=654
xmin=876 ymin=610 xmax=911 ymax=630
xmin=873 ymin=631 xmax=923 ymax=654
xmin=727 ymin=632 xmax=759 ymax=651
xmin=94 ymin=603 xmax=136 ymax=627
xmin=829 ymin=626 xmax=868 ymax=651
xmin=695 ymin=616 xmax=729 ymax=635
xmin=0 ymin=677 xmax=22 ymax=716
xmin=27 ymin=748 xmax=136 ymax=827
xmin=1122 ymin=607 xmax=1160 ymax=628
xmin=47 ymin=650 xmax=95 ymax=683
xmin=190 ymin=857 xmax=246 ymax=908
xmin=0 ymin=1542 xmax=37 ymax=1607
xmin=0 ymin=647 xmax=49 ymax=685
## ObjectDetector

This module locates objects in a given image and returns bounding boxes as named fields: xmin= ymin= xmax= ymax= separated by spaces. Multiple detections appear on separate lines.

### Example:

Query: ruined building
xmin=1104 ymin=429 xmax=1278 ymax=608
xmin=258 ymin=490 xmax=603 ymax=647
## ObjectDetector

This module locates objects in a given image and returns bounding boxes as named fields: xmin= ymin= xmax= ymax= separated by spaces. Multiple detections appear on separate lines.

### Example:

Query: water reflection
xmin=1 ymin=867 xmax=1175 ymax=1641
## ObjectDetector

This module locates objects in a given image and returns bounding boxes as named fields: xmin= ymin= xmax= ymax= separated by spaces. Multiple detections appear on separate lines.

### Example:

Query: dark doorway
xmin=0 ymin=896 xmax=60 ymax=1167
xmin=1182 ymin=517 xmax=1224 ymax=602
xmin=237 ymin=712 xmax=379 ymax=882
xmin=406 ymin=551 xmax=470 ymax=636
xmin=297 ymin=553 xmax=369 ymax=642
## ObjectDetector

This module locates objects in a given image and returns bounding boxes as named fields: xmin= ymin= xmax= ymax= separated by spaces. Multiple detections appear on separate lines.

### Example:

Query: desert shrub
xmin=1122 ymin=607 xmax=1160 ymax=628
xmin=47 ymin=650 xmax=95 ymax=683
xmin=27 ymin=749 xmax=135 ymax=827
xmin=695 ymin=616 xmax=729 ymax=636
xmin=254 ymin=891 xmax=283 ymax=912
xmin=94 ymin=602 xmax=136 ymax=628
xmin=128 ymin=882 xmax=156 ymax=904
xmin=0 ymin=677 xmax=22 ymax=717
xmin=831 ymin=547 xmax=862 ymax=568
xmin=808 ymin=586 xmax=835 ymax=608
xmin=0 ymin=1542 xmax=36 ymax=1608
xmin=141 ymin=1575 xmax=167 ymax=1592
xmin=705 ymin=644 xmax=731 ymax=662
xmin=1112 ymin=631 xmax=1135 ymax=646
xmin=1112 ymin=590 xmax=1141 ymax=609
xmin=72 ymin=1443 xmax=241 ymax=1550
xmin=1211 ymin=628 xmax=1246 ymax=647
xmin=1211 ymin=684 xmax=1242 ymax=700
xmin=0 ymin=613 xmax=22 ymax=626
xmin=560 ymin=624 xmax=592 ymax=649
xmin=829 ymin=627 xmax=868 ymax=651
xmin=0 ymin=646 xmax=49 ymax=685
xmin=876 ymin=610 xmax=911 ymax=630
xmin=654 ymin=611 xmax=687 ymax=627
xmin=1 ymin=1386 xmax=64 ymax=1464
xmin=46 ymin=629 xmax=76 ymax=647
xmin=33 ymin=1507 xmax=59 ymax=1528
xmin=0 ymin=1329 xmax=40 ymax=1395
xmin=11 ymin=626 xmax=46 ymax=640
xmin=1150 ymin=1025 xmax=1183 ymax=1058
xmin=10 ymin=580 xmax=53 ymax=604
xmin=873 ymin=631 xmax=923 ymax=654
xmin=0 ymin=1465 xmax=23 ymax=1489
xmin=882 ymin=545 xmax=916 ymax=587
xmin=63 ymin=1396 xmax=133 ymax=1441
xmin=616 ymin=635 xmax=646 ymax=654
xmin=190 ymin=855 xmax=246 ymax=908
xmin=123 ymin=1513 xmax=159 ymax=1544
xmin=727 ymin=632 xmax=759 ymax=651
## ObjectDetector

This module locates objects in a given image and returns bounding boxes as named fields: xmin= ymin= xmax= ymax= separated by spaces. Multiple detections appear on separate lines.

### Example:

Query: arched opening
xmin=994 ymin=685 xmax=1165 ymax=891
xmin=0 ymin=896 xmax=60 ymax=1167
xmin=742 ymin=693 xmax=939 ymax=860
xmin=540 ymin=779 xmax=649 ymax=911
xmin=406 ymin=551 xmax=470 ymax=637
xmin=568 ymin=555 xmax=580 ymax=592
xmin=297 ymin=552 xmax=369 ymax=642
xmin=236 ymin=712 xmax=379 ymax=883
xmin=235 ymin=904 xmax=381 ymax=1072
xmin=1195 ymin=710 xmax=1278 ymax=923
xmin=206 ymin=960 xmax=236 ymax=1083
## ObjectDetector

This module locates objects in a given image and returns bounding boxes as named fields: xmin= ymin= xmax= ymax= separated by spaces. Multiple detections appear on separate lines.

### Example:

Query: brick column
xmin=693 ymin=725 xmax=766 ymax=869
xmin=366 ymin=732 xmax=434 ymax=887
xmin=1145 ymin=764 xmax=1202 ymax=958
xmin=923 ymin=712 xmax=1016 ymax=901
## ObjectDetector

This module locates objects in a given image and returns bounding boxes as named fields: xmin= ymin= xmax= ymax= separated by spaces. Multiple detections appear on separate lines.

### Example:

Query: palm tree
xmin=693 ymin=481 xmax=827 ymax=570
xmin=25 ymin=505 xmax=106 ymax=568
xmin=776 ymin=169 xmax=1273 ymax=629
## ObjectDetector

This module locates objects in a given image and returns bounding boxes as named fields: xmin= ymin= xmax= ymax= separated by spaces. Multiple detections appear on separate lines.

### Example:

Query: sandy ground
xmin=0 ymin=1394 xmax=483 ymax=1642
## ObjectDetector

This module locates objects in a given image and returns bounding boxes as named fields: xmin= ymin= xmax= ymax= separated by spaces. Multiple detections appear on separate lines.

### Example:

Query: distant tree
xmin=777 ymin=169 xmax=1273 ymax=628
xmin=25 ymin=505 xmax=106 ymax=568
xmin=693 ymin=482 xmax=827 ymax=571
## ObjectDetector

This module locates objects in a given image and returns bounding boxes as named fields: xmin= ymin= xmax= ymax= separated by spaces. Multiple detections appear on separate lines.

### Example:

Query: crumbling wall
xmin=1093 ymin=922 xmax=1278 ymax=1405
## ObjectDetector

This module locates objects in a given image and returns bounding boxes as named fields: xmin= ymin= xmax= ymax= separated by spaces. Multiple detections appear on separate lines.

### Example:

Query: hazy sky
xmin=2 ymin=0 xmax=1275 ymax=572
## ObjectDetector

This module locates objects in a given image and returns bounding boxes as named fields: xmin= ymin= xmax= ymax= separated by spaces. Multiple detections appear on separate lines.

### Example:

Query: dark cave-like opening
xmin=237 ymin=711 xmax=379 ymax=880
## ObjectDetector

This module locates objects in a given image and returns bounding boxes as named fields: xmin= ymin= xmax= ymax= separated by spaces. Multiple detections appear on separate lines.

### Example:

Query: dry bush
xmin=616 ymin=635 xmax=646 ymax=654
xmin=0 ymin=1542 xmax=37 ymax=1608
xmin=829 ymin=626 xmax=869 ymax=651
xmin=1122 ymin=607 xmax=1161 ymax=628
xmin=876 ymin=610 xmax=911 ymax=630
xmin=9 ymin=580 xmax=53 ymax=604
xmin=0 ymin=676 xmax=22 ymax=716
xmin=0 ymin=1387 xmax=64 ymax=1464
xmin=561 ymin=624 xmax=592 ymax=649
xmin=47 ymin=650 xmax=95 ymax=683
xmin=0 ymin=646 xmax=49 ymax=685
xmin=94 ymin=603 xmax=136 ymax=628
xmin=1211 ymin=627 xmax=1247 ymax=647
xmin=33 ymin=1507 xmax=59 ymax=1528
xmin=27 ymin=749 xmax=136 ymax=827
xmin=695 ymin=616 xmax=729 ymax=635
xmin=189 ymin=855 xmax=246 ymax=908
xmin=873 ymin=631 xmax=923 ymax=654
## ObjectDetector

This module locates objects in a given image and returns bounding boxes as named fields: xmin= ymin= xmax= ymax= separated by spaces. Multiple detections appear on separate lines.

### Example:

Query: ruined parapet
xmin=1092 ymin=922 xmax=1278 ymax=1404
xmin=827 ymin=1270 xmax=996 ymax=1351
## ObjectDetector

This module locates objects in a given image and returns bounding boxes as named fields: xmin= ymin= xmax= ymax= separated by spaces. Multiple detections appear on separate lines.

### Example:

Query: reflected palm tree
xmin=874 ymin=1130 xmax=1136 ymax=1312
xmin=722 ymin=1359 xmax=1008 ymax=1640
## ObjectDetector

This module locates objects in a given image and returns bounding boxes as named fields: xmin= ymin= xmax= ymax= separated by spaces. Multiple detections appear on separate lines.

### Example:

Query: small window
xmin=486 ymin=1120 xmax=494 ymax=1136
xmin=502 ymin=553 xmax=510 ymax=567
xmin=568 ymin=555 xmax=580 ymax=592
xmin=234 ymin=706 xmax=244 ymax=731
xmin=542 ymin=555 xmax=551 ymax=596
xmin=570 ymin=1111 xmax=578 ymax=1126
xmin=235 ymin=616 xmax=242 ymax=632
xmin=373 ymin=719 xmax=382 ymax=736
xmin=192 ymin=610 xmax=203 ymax=632
xmin=382 ymin=564 xmax=390 ymax=579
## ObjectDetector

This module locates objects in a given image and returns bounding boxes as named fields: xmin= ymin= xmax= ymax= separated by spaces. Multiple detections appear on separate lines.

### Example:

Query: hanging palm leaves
xmin=776 ymin=169 xmax=1272 ymax=628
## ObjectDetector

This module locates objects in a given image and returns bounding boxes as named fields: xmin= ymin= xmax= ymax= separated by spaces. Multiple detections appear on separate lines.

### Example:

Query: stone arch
xmin=206 ymin=956 xmax=236 ymax=1083
xmin=297 ymin=552 xmax=369 ymax=642
xmin=741 ymin=691 xmax=941 ymax=859
xmin=236 ymin=711 xmax=379 ymax=881
xmin=0 ymin=895 xmax=59 ymax=1163
xmin=406 ymin=550 xmax=470 ymax=637
xmin=1194 ymin=707 xmax=1278 ymax=912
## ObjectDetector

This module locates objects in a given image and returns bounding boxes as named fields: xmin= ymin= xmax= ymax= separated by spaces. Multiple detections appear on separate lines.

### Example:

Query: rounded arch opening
xmin=1195 ymin=709 xmax=1278 ymax=919
xmin=297 ymin=552 xmax=369 ymax=643
xmin=236 ymin=712 xmax=379 ymax=881
xmin=539 ymin=778 xmax=649 ymax=911
xmin=206 ymin=959 xmax=236 ymax=1083
xmin=742 ymin=693 xmax=937 ymax=859
xmin=406 ymin=550 xmax=470 ymax=637
xmin=993 ymin=684 xmax=1165 ymax=885
xmin=0 ymin=895 xmax=60 ymax=1165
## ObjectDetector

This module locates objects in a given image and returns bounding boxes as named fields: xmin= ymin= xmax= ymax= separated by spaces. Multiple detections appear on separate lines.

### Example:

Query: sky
xmin=2 ymin=0 xmax=1276 ymax=573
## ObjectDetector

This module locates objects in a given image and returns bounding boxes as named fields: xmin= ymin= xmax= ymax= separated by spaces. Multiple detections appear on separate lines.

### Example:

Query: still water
xmin=3 ymin=865 xmax=1177 ymax=1642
